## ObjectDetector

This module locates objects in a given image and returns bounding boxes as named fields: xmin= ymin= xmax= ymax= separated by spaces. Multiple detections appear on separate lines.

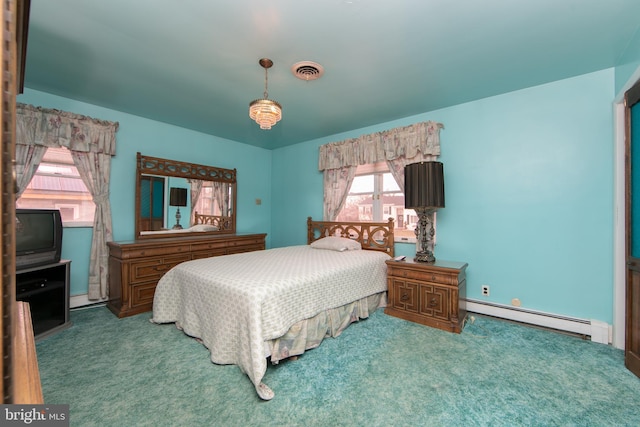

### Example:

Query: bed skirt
xmin=265 ymin=291 xmax=387 ymax=364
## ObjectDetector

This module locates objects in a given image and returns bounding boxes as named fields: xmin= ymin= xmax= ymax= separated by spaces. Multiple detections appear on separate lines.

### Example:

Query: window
xmin=16 ymin=147 xmax=95 ymax=226
xmin=335 ymin=162 xmax=417 ymax=241
xmin=193 ymin=181 xmax=216 ymax=216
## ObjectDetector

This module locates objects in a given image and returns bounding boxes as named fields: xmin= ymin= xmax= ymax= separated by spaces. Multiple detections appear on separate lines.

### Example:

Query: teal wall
xmin=615 ymin=25 xmax=640 ymax=94
xmin=272 ymin=69 xmax=615 ymax=323
xmin=18 ymin=69 xmax=618 ymax=324
xmin=16 ymin=89 xmax=272 ymax=297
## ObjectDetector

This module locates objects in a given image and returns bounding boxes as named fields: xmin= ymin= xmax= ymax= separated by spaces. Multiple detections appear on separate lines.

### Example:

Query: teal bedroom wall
xmin=17 ymin=68 xmax=616 ymax=325
xmin=272 ymin=69 xmax=615 ymax=324
xmin=16 ymin=88 xmax=272 ymax=297
xmin=615 ymin=24 xmax=640 ymax=94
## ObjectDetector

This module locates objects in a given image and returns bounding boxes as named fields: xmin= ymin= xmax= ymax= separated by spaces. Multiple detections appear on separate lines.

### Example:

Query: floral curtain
xmin=190 ymin=179 xmax=203 ymax=221
xmin=323 ymin=166 xmax=357 ymax=221
xmin=212 ymin=181 xmax=227 ymax=215
xmin=70 ymin=151 xmax=113 ymax=300
xmin=15 ymin=144 xmax=48 ymax=197
xmin=318 ymin=121 xmax=443 ymax=220
xmin=16 ymin=103 xmax=119 ymax=300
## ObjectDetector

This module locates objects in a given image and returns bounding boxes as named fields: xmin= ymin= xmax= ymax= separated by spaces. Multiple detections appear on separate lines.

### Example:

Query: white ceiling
xmin=23 ymin=0 xmax=640 ymax=150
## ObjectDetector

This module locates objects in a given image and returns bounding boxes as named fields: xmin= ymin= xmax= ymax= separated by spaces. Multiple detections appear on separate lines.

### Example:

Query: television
xmin=15 ymin=208 xmax=63 ymax=270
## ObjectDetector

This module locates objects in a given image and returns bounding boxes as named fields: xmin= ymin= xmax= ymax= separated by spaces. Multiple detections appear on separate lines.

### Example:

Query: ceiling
xmin=23 ymin=0 xmax=640 ymax=150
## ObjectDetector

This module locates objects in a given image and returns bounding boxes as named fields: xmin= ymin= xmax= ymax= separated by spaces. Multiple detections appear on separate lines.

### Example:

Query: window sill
xmin=63 ymin=222 xmax=94 ymax=228
xmin=395 ymin=237 xmax=416 ymax=244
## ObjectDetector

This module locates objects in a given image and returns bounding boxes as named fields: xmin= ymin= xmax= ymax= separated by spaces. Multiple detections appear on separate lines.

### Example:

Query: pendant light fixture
xmin=249 ymin=58 xmax=282 ymax=130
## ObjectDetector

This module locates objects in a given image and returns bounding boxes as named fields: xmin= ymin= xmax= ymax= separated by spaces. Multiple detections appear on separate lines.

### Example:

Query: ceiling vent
xmin=291 ymin=61 xmax=324 ymax=81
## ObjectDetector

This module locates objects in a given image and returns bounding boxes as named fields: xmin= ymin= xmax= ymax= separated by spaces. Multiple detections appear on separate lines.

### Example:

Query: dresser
xmin=107 ymin=233 xmax=266 ymax=318
xmin=385 ymin=259 xmax=468 ymax=333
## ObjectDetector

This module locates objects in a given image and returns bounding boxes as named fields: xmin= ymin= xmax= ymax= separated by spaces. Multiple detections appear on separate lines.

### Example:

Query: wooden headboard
xmin=194 ymin=211 xmax=233 ymax=231
xmin=306 ymin=217 xmax=395 ymax=257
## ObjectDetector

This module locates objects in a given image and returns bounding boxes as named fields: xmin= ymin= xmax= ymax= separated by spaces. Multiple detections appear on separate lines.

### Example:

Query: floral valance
xmin=318 ymin=121 xmax=443 ymax=171
xmin=16 ymin=103 xmax=119 ymax=155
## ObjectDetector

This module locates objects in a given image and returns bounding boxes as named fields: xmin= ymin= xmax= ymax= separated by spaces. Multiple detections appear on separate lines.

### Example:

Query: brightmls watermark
xmin=1 ymin=405 xmax=69 ymax=426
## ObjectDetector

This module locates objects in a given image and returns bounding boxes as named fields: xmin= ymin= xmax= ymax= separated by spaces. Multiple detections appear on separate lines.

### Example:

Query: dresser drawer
xmin=130 ymin=282 xmax=158 ymax=308
xmin=117 ymin=245 xmax=190 ymax=259
xmin=191 ymin=249 xmax=227 ymax=260
xmin=227 ymin=244 xmax=264 ymax=255
xmin=190 ymin=241 xmax=230 ymax=252
xmin=129 ymin=253 xmax=191 ymax=284
xmin=233 ymin=237 xmax=266 ymax=247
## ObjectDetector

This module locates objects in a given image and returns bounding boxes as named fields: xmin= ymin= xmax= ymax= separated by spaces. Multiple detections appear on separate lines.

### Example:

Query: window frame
xmin=16 ymin=147 xmax=95 ymax=228
xmin=338 ymin=162 xmax=417 ymax=243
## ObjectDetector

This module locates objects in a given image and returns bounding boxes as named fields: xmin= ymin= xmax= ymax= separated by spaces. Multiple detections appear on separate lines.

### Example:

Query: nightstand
xmin=385 ymin=259 xmax=468 ymax=333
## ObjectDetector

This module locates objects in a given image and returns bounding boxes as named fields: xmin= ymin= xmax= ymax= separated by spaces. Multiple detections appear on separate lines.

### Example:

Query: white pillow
xmin=310 ymin=236 xmax=362 ymax=252
xmin=189 ymin=224 xmax=219 ymax=232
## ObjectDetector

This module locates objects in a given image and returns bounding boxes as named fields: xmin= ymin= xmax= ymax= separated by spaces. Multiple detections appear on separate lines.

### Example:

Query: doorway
xmin=625 ymin=79 xmax=640 ymax=378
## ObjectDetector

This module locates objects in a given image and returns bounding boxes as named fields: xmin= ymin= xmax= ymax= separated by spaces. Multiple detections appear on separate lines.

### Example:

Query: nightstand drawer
xmin=387 ymin=265 xmax=457 ymax=285
xmin=420 ymin=284 xmax=449 ymax=321
xmin=389 ymin=279 xmax=419 ymax=312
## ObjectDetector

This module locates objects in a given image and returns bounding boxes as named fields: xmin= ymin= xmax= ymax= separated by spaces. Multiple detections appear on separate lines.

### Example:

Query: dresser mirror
xmin=135 ymin=153 xmax=237 ymax=239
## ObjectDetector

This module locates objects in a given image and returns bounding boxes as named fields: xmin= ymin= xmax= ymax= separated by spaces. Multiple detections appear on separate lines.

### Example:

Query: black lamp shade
xmin=404 ymin=161 xmax=445 ymax=209
xmin=169 ymin=187 xmax=188 ymax=207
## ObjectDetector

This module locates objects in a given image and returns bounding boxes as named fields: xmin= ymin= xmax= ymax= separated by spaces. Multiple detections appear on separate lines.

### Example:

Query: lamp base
xmin=414 ymin=250 xmax=435 ymax=263
xmin=413 ymin=207 xmax=437 ymax=263
xmin=172 ymin=207 xmax=183 ymax=229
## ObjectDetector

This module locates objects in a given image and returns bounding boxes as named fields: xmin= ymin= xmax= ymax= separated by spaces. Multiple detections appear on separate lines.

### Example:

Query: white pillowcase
xmin=189 ymin=224 xmax=219 ymax=232
xmin=310 ymin=236 xmax=362 ymax=252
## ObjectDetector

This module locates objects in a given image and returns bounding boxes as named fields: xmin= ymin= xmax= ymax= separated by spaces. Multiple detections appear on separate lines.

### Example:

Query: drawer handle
xmin=429 ymin=297 xmax=438 ymax=307
xmin=154 ymin=265 xmax=169 ymax=272
xmin=431 ymin=275 xmax=436 ymax=281
xmin=400 ymin=293 xmax=409 ymax=301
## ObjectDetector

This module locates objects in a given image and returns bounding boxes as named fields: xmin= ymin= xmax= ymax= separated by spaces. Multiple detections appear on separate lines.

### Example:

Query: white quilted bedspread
xmin=151 ymin=245 xmax=389 ymax=400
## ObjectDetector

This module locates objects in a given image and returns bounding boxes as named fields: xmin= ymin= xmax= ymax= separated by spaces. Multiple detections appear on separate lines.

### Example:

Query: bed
xmin=151 ymin=217 xmax=395 ymax=400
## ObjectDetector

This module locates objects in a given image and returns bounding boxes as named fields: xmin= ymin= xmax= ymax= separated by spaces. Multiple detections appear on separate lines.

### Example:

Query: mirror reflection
xmin=135 ymin=153 xmax=236 ymax=239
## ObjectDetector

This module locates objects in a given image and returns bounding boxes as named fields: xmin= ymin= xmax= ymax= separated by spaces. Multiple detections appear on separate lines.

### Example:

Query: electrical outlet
xmin=481 ymin=285 xmax=490 ymax=296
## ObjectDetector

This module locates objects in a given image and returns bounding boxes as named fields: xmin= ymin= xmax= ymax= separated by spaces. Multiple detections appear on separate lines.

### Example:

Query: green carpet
xmin=35 ymin=306 xmax=640 ymax=427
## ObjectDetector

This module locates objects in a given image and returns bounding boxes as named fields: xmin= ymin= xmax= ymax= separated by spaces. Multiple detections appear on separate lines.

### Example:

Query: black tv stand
xmin=16 ymin=260 xmax=71 ymax=340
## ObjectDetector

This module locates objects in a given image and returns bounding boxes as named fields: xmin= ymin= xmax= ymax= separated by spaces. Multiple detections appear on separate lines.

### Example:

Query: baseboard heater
xmin=70 ymin=294 xmax=107 ymax=309
xmin=464 ymin=299 xmax=610 ymax=344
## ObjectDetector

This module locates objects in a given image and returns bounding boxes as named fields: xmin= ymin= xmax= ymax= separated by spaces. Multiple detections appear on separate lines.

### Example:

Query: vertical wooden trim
xmin=625 ymin=78 xmax=640 ymax=379
xmin=1 ymin=0 xmax=18 ymax=403
xmin=12 ymin=302 xmax=42 ymax=403
xmin=627 ymin=81 xmax=640 ymax=107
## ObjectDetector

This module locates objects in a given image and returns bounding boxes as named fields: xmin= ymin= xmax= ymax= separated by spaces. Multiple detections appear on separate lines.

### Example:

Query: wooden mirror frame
xmin=134 ymin=153 xmax=237 ymax=239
